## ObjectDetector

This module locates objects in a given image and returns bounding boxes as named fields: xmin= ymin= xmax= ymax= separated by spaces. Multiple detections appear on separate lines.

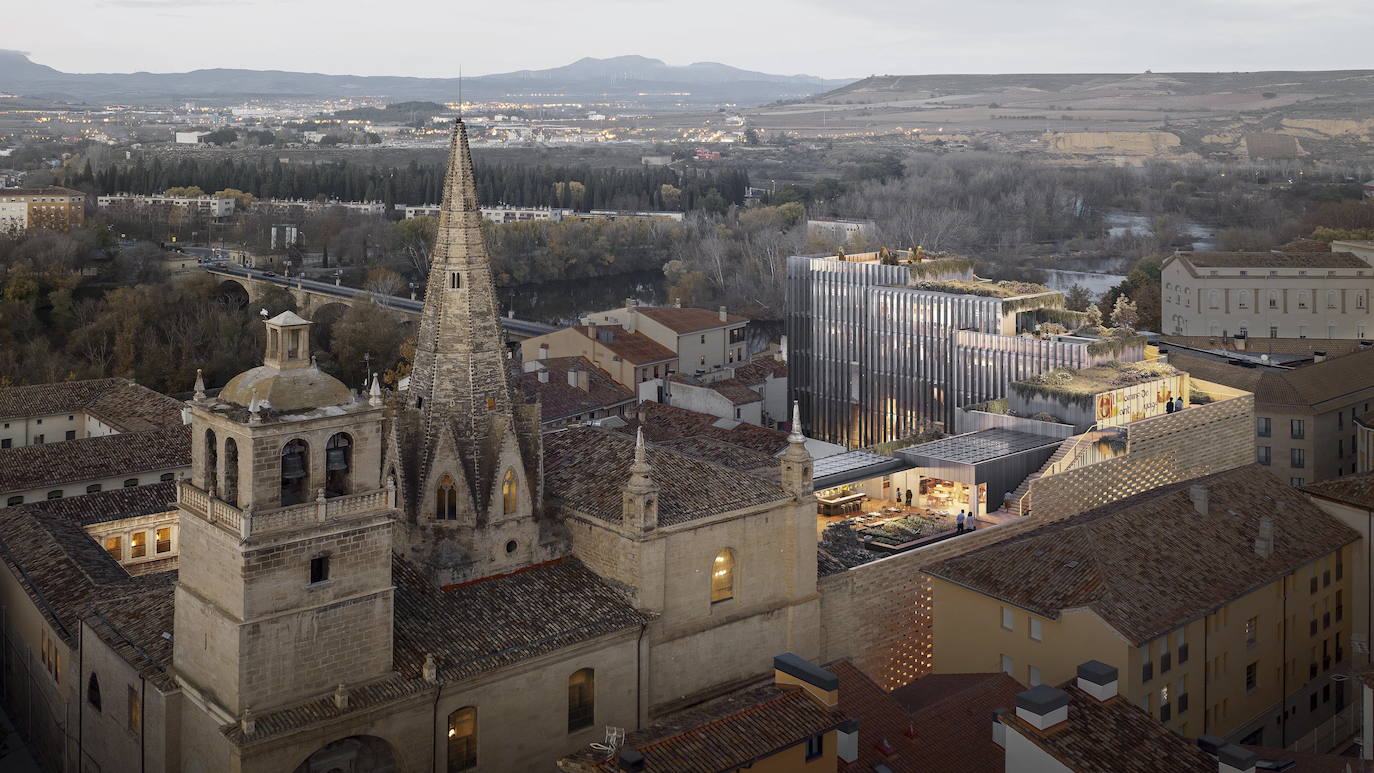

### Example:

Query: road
xmin=204 ymin=265 xmax=558 ymax=338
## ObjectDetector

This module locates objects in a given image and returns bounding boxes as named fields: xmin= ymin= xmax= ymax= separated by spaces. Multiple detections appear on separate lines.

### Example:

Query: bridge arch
xmin=215 ymin=279 xmax=251 ymax=308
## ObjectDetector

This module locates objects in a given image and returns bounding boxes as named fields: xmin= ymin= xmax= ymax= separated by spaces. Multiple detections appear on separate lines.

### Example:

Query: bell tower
xmin=174 ymin=311 xmax=396 ymax=736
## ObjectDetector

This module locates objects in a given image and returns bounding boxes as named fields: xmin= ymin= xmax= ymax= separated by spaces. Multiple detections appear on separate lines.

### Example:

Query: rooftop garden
xmin=909 ymin=277 xmax=1056 ymax=301
xmin=1011 ymin=360 xmax=1181 ymax=407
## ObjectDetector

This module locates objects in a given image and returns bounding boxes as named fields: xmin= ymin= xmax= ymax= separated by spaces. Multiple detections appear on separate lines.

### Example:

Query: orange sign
xmin=1097 ymin=393 xmax=1115 ymax=421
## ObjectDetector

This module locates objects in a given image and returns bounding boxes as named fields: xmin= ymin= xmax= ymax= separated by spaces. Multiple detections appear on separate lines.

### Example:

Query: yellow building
xmin=924 ymin=465 xmax=1358 ymax=750
xmin=0 ymin=186 xmax=86 ymax=232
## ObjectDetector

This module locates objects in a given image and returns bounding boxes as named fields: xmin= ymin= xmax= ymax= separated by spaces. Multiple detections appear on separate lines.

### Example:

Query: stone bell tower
xmin=174 ymin=310 xmax=396 ymax=748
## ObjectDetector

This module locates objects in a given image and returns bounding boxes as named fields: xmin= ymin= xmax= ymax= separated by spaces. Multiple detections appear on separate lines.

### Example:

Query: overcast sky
xmin=6 ymin=0 xmax=1372 ymax=80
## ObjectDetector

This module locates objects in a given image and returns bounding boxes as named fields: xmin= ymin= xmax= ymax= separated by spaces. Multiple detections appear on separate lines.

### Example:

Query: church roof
xmin=265 ymin=310 xmax=311 ymax=326
xmin=543 ymin=425 xmax=790 ymax=526
xmin=219 ymin=364 xmax=354 ymax=412
xmin=0 ymin=424 xmax=189 ymax=494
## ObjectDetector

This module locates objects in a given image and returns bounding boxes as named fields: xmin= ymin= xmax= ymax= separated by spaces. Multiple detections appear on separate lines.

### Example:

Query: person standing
xmin=956 ymin=510 xmax=966 ymax=534
xmin=967 ymin=512 xmax=976 ymax=531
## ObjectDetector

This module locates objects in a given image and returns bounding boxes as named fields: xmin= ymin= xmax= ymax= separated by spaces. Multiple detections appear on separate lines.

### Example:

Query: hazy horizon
xmin=4 ymin=0 xmax=1372 ymax=82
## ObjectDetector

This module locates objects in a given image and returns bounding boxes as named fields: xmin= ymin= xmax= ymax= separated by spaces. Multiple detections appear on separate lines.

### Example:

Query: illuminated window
xmin=156 ymin=527 xmax=172 ymax=554
xmin=711 ymin=548 xmax=735 ymax=603
xmin=485 ymin=396 xmax=496 ymax=411
xmin=130 ymin=532 xmax=147 ymax=559
xmin=568 ymin=668 xmax=595 ymax=732
xmin=128 ymin=686 xmax=141 ymax=733
xmin=447 ymin=706 xmax=477 ymax=771
xmin=104 ymin=536 xmax=122 ymax=560
xmin=502 ymin=469 xmax=518 ymax=514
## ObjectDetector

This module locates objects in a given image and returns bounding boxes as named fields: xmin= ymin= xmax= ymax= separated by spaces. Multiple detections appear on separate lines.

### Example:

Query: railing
xmin=1013 ymin=423 xmax=1100 ymax=516
xmin=179 ymin=480 xmax=394 ymax=539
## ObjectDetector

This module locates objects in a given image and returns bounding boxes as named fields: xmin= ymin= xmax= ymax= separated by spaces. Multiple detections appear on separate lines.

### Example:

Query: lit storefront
xmin=896 ymin=428 xmax=1063 ymax=516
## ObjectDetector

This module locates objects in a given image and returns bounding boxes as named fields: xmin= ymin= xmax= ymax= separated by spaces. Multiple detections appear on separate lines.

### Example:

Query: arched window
xmin=502 ymin=470 xmax=518 ymax=514
xmin=1268 ymin=290 xmax=1279 ymax=309
xmin=223 ymin=438 xmax=239 ymax=506
xmin=711 ymin=548 xmax=735 ymax=603
xmin=437 ymin=475 xmax=457 ymax=520
xmin=280 ymin=439 xmax=309 ymax=506
xmin=204 ymin=429 xmax=218 ymax=495
xmin=568 ymin=668 xmax=595 ymax=732
xmin=87 ymin=672 xmax=101 ymax=711
xmin=325 ymin=433 xmax=352 ymax=498
xmin=447 ymin=706 xmax=477 ymax=772
xmin=1208 ymin=290 xmax=1218 ymax=309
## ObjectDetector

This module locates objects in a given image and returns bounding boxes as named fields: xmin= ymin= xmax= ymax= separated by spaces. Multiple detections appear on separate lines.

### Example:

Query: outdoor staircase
xmin=1004 ymin=428 xmax=1116 ymax=517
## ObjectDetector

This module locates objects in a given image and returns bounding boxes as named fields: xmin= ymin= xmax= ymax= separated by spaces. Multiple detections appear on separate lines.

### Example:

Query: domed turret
xmin=220 ymin=311 xmax=353 ymax=412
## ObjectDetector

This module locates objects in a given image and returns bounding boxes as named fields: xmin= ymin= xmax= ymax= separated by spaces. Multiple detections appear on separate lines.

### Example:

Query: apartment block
xmin=0 ymin=186 xmax=86 ymax=232
xmin=97 ymin=193 xmax=235 ymax=218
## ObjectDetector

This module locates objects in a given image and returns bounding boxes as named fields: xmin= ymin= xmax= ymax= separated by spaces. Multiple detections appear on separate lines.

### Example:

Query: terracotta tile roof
xmin=0 ymin=485 xmax=178 ymax=689
xmin=0 ymin=424 xmax=190 ymax=493
xmin=669 ymin=375 xmax=762 ymax=406
xmin=516 ymin=356 xmax=635 ymax=423
xmin=1001 ymin=683 xmax=1216 ymax=772
xmin=590 ymin=683 xmax=847 ymax=773
xmin=17 ymin=481 xmax=178 ymax=526
xmin=730 ymin=359 xmax=787 ymax=384
xmin=544 ymin=426 xmax=789 ymax=526
xmin=0 ymin=378 xmax=185 ymax=430
xmin=1178 ymin=250 xmax=1369 ymax=268
xmin=634 ymin=306 xmax=748 ymax=333
xmin=924 ymin=466 xmax=1359 ymax=645
xmin=1305 ymin=469 xmax=1374 ymax=511
xmin=1159 ymin=336 xmax=1370 ymax=359
xmin=617 ymin=401 xmax=791 ymax=456
xmin=573 ymin=325 xmax=676 ymax=365
xmin=655 ymin=436 xmax=780 ymax=480
xmin=1171 ymin=348 xmax=1374 ymax=407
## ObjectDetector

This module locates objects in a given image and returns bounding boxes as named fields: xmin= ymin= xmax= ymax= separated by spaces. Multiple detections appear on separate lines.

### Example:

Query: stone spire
xmin=407 ymin=118 xmax=514 ymax=435
xmin=193 ymin=368 xmax=206 ymax=402
xmin=622 ymin=427 xmax=658 ymax=534
xmin=368 ymin=373 xmax=383 ymax=407
xmin=780 ymin=401 xmax=813 ymax=497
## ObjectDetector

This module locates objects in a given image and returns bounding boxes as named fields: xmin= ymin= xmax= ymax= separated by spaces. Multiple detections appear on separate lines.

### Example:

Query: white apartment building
xmin=1161 ymin=250 xmax=1374 ymax=340
xmin=97 ymin=193 xmax=235 ymax=217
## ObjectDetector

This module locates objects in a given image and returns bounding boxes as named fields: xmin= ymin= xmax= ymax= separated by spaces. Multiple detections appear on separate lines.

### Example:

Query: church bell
xmin=281 ymin=452 xmax=307 ymax=479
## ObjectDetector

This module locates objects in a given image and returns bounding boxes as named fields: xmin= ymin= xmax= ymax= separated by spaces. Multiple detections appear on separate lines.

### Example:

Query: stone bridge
xmin=204 ymin=267 xmax=557 ymax=340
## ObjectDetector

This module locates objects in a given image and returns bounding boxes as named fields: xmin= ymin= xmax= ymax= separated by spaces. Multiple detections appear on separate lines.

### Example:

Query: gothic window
xmin=223 ymin=437 xmax=239 ymax=506
xmin=437 ymin=475 xmax=458 ymax=520
xmin=568 ymin=668 xmax=595 ymax=732
xmin=711 ymin=548 xmax=735 ymax=603
xmin=502 ymin=469 xmax=518 ymax=514
xmin=447 ymin=706 xmax=477 ymax=772
xmin=325 ymin=433 xmax=352 ymax=498
xmin=204 ymin=428 xmax=218 ymax=495
xmin=280 ymin=439 xmax=310 ymax=506
xmin=87 ymin=673 xmax=101 ymax=711
xmin=449 ymin=272 xmax=461 ymax=290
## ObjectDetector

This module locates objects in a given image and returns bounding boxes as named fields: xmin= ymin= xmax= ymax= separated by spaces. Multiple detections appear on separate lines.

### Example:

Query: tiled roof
xmin=573 ymin=325 xmax=676 ymax=364
xmin=924 ymin=466 xmax=1359 ymax=645
xmin=1159 ymin=336 xmax=1370 ymax=359
xmin=1305 ymin=469 xmax=1374 ymax=511
xmin=1178 ymin=250 xmax=1369 ymax=268
xmin=1171 ymin=348 xmax=1374 ymax=407
xmin=0 ymin=378 xmax=185 ymax=430
xmin=0 ymin=424 xmax=189 ymax=493
xmin=516 ymin=356 xmax=634 ymax=423
xmin=604 ymin=683 xmax=847 ymax=773
xmin=634 ymin=306 xmax=748 ymax=332
xmin=730 ymin=359 xmax=787 ymax=384
xmin=617 ymin=401 xmax=791 ymax=456
xmin=669 ymin=375 xmax=762 ymax=405
xmin=544 ymin=426 xmax=789 ymax=526
xmin=0 ymin=186 xmax=85 ymax=197
xmin=1001 ymin=682 xmax=1216 ymax=772
xmin=16 ymin=481 xmax=178 ymax=526
xmin=0 ymin=485 xmax=178 ymax=689
xmin=655 ymin=436 xmax=780 ymax=481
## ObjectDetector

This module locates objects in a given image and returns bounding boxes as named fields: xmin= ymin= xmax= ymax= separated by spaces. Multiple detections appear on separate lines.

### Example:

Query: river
xmin=1103 ymin=212 xmax=1219 ymax=251
xmin=1041 ymin=268 xmax=1126 ymax=299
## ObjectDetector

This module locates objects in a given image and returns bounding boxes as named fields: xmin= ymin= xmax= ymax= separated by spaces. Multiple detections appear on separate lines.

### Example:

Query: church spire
xmin=407 ymin=118 xmax=514 ymax=435
xmin=780 ymin=401 xmax=812 ymax=497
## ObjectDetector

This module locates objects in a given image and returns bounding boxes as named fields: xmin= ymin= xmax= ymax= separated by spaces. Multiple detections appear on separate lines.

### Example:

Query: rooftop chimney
xmin=1075 ymin=660 xmax=1119 ymax=702
xmin=1254 ymin=514 xmax=1274 ymax=559
xmin=1232 ymin=334 xmax=1247 ymax=352
xmin=837 ymin=718 xmax=860 ymax=763
xmin=773 ymin=653 xmax=839 ymax=707
xmin=1217 ymin=744 xmax=1257 ymax=773
xmin=719 ymin=305 xmax=727 ymax=322
xmin=1313 ymin=350 xmax=1327 ymax=363
xmin=992 ymin=708 xmax=1008 ymax=748
xmin=1190 ymin=484 xmax=1209 ymax=517
xmin=537 ymin=343 xmax=549 ymax=360
xmin=1014 ymin=685 xmax=1069 ymax=731
xmin=537 ymin=368 xmax=549 ymax=384
xmin=1197 ymin=735 xmax=1226 ymax=757
xmin=617 ymin=747 xmax=645 ymax=773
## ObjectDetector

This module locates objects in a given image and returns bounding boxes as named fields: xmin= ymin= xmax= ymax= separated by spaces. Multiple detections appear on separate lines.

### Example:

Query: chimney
xmin=617 ymin=748 xmax=645 ymax=773
xmin=718 ymin=305 xmax=728 ymax=322
xmin=991 ymin=708 xmax=1008 ymax=748
xmin=1313 ymin=350 xmax=1327 ymax=363
xmin=568 ymin=368 xmax=579 ymax=388
xmin=1217 ymin=744 xmax=1258 ymax=773
xmin=537 ymin=343 xmax=548 ymax=360
xmin=537 ymin=368 xmax=549 ymax=384
xmin=1075 ymin=661 xmax=1119 ymax=701
xmin=773 ymin=653 xmax=839 ymax=707
xmin=1189 ymin=484 xmax=1209 ymax=517
xmin=1013 ymin=685 xmax=1069 ymax=731
xmin=1197 ymin=734 xmax=1226 ymax=757
xmin=836 ymin=718 xmax=860 ymax=763
xmin=1254 ymin=514 xmax=1274 ymax=559
xmin=1232 ymin=333 xmax=1247 ymax=351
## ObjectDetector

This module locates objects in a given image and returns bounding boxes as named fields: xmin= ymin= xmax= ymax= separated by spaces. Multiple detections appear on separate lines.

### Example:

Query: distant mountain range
xmin=0 ymin=51 xmax=850 ymax=107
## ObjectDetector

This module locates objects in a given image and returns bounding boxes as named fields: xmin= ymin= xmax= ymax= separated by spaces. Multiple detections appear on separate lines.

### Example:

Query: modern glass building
xmin=787 ymin=251 xmax=1130 ymax=448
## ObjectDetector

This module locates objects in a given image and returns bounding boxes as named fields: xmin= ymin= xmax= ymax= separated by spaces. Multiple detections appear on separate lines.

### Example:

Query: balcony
xmin=178 ymin=480 xmax=394 ymax=539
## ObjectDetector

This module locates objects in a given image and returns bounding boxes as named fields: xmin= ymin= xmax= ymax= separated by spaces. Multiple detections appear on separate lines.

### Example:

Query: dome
xmin=220 ymin=364 xmax=353 ymax=413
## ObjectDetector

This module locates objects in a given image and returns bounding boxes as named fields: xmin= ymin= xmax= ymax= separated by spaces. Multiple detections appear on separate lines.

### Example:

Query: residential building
xmin=925 ymin=465 xmax=1358 ymax=748
xmin=0 ymin=186 xmax=86 ymax=232
xmin=97 ymin=193 xmax=235 ymax=218
xmin=1360 ymin=411 xmax=1374 ymax=472
xmin=1331 ymin=240 xmax=1374 ymax=264
xmin=787 ymin=250 xmax=1139 ymax=447
xmin=1165 ymin=343 xmax=1374 ymax=483
xmin=1160 ymin=250 xmax=1374 ymax=339
xmin=515 ymin=355 xmax=635 ymax=428
xmin=807 ymin=217 xmax=876 ymax=244
xmin=579 ymin=302 xmax=750 ymax=374
xmin=174 ymin=130 xmax=209 ymax=144
xmin=637 ymin=357 xmax=790 ymax=427
xmin=0 ymin=378 xmax=190 ymax=505
xmin=521 ymin=324 xmax=678 ymax=387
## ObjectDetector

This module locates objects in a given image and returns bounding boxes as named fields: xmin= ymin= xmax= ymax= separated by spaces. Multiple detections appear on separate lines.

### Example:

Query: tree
xmin=213 ymin=188 xmax=257 ymax=209
xmin=1063 ymin=285 xmax=1093 ymax=311
xmin=200 ymin=128 xmax=238 ymax=146
xmin=329 ymin=300 xmax=406 ymax=390
xmin=1111 ymin=294 xmax=1139 ymax=330
xmin=1084 ymin=303 xmax=1103 ymax=328
xmin=165 ymin=186 xmax=205 ymax=198
xmin=364 ymin=267 xmax=405 ymax=301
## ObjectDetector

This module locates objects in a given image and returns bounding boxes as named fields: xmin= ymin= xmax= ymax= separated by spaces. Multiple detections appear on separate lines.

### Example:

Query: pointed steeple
xmin=780 ymin=401 xmax=812 ymax=497
xmin=408 ymin=118 xmax=516 ymax=439
xmin=622 ymin=427 xmax=658 ymax=534
xmin=193 ymin=368 xmax=206 ymax=402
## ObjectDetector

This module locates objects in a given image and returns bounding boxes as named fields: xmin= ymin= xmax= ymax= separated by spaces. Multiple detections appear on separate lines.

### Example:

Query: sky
xmin=5 ymin=0 xmax=1373 ymax=80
